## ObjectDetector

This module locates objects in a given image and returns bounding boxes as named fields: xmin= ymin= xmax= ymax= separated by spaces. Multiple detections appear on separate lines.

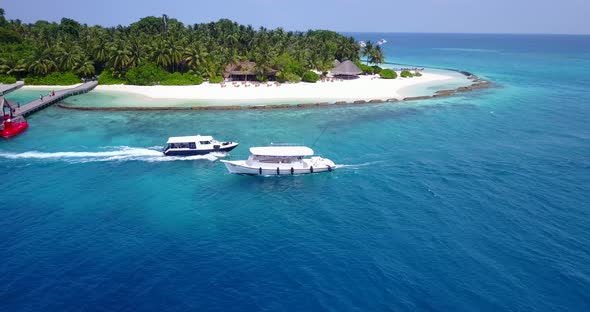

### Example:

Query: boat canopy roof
xmin=250 ymin=146 xmax=314 ymax=157
xmin=167 ymin=135 xmax=213 ymax=143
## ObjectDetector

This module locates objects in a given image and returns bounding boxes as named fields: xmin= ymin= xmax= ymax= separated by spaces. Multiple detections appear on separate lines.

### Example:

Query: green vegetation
xmin=0 ymin=8 xmax=361 ymax=85
xmin=160 ymin=73 xmax=203 ymax=85
xmin=0 ymin=75 xmax=16 ymax=83
xmin=208 ymin=76 xmax=223 ymax=84
xmin=379 ymin=69 xmax=397 ymax=79
xmin=371 ymin=65 xmax=382 ymax=74
xmin=357 ymin=63 xmax=382 ymax=75
xmin=275 ymin=53 xmax=305 ymax=77
xmin=255 ymin=74 xmax=268 ymax=82
xmin=358 ymin=63 xmax=370 ymax=74
xmin=98 ymin=69 xmax=126 ymax=85
xmin=400 ymin=70 xmax=413 ymax=78
xmin=285 ymin=73 xmax=301 ymax=83
xmin=125 ymin=63 xmax=166 ymax=85
xmin=302 ymin=70 xmax=319 ymax=83
xmin=25 ymin=72 xmax=80 ymax=85
xmin=276 ymin=71 xmax=301 ymax=83
xmin=413 ymin=71 xmax=422 ymax=77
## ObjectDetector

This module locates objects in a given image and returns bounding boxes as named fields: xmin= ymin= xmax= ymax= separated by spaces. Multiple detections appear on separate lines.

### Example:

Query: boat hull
xmin=221 ymin=158 xmax=335 ymax=176
xmin=1 ymin=122 xmax=28 ymax=138
xmin=164 ymin=143 xmax=238 ymax=156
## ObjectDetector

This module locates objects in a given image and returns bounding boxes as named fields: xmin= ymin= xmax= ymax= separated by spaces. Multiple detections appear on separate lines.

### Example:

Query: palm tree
xmin=76 ymin=58 xmax=95 ymax=77
xmin=183 ymin=43 xmax=208 ymax=72
xmin=369 ymin=45 xmax=384 ymax=65
xmin=10 ymin=59 xmax=28 ymax=78
xmin=0 ymin=57 xmax=11 ymax=75
xmin=253 ymin=47 xmax=277 ymax=80
xmin=55 ymin=45 xmax=81 ymax=71
xmin=109 ymin=45 xmax=132 ymax=76
xmin=27 ymin=48 xmax=57 ymax=75
xmin=362 ymin=41 xmax=374 ymax=64
xmin=151 ymin=40 xmax=172 ymax=69
xmin=28 ymin=58 xmax=54 ymax=75
xmin=92 ymin=43 xmax=109 ymax=63
xmin=168 ymin=42 xmax=182 ymax=72
xmin=128 ymin=38 xmax=145 ymax=68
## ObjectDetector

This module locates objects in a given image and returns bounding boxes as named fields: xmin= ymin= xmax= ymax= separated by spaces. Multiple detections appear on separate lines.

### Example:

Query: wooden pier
xmin=0 ymin=81 xmax=24 ymax=95
xmin=14 ymin=81 xmax=98 ymax=117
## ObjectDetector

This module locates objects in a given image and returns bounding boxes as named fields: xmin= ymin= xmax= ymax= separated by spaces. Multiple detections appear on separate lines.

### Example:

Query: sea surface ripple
xmin=1 ymin=33 xmax=589 ymax=311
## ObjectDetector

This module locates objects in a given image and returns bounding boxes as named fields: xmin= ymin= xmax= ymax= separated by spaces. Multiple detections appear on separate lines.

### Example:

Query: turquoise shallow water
xmin=1 ymin=34 xmax=590 ymax=311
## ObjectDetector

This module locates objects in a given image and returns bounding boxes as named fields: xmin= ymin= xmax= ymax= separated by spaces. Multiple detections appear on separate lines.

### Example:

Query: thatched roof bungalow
xmin=331 ymin=60 xmax=362 ymax=79
xmin=223 ymin=61 xmax=278 ymax=81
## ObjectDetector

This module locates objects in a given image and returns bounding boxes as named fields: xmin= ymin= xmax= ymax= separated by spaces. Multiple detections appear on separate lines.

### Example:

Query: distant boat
xmin=163 ymin=135 xmax=238 ymax=156
xmin=359 ymin=39 xmax=387 ymax=47
xmin=221 ymin=145 xmax=335 ymax=176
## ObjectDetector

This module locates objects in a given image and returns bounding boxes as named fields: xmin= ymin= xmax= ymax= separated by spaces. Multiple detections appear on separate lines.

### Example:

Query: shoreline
xmin=90 ymin=71 xmax=455 ymax=102
xmin=23 ymin=68 xmax=491 ymax=112
xmin=58 ymin=75 xmax=491 ymax=111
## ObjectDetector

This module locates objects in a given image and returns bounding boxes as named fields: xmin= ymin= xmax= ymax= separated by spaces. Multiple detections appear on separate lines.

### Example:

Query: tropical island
xmin=0 ymin=8 xmax=488 ymax=109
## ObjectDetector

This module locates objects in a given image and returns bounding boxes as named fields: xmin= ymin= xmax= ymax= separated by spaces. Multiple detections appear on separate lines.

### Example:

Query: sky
xmin=2 ymin=0 xmax=589 ymax=34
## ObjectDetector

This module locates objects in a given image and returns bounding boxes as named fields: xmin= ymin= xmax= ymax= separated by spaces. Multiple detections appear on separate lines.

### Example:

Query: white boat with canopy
xmin=163 ymin=135 xmax=238 ymax=156
xmin=220 ymin=146 xmax=335 ymax=175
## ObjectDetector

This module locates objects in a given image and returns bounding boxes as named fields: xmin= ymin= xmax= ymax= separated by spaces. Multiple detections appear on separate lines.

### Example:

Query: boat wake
xmin=0 ymin=146 xmax=226 ymax=163
xmin=335 ymin=160 xmax=386 ymax=169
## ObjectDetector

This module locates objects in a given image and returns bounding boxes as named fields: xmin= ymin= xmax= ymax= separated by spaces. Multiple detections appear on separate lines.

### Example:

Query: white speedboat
xmin=220 ymin=146 xmax=335 ymax=175
xmin=163 ymin=135 xmax=238 ymax=156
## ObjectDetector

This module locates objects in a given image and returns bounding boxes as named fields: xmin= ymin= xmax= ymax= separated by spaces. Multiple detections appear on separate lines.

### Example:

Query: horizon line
xmin=5 ymin=14 xmax=589 ymax=37
xmin=340 ymin=31 xmax=590 ymax=36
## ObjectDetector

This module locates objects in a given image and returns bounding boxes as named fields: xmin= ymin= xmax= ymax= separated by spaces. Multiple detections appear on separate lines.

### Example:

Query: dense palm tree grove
xmin=0 ymin=8 xmax=364 ymax=84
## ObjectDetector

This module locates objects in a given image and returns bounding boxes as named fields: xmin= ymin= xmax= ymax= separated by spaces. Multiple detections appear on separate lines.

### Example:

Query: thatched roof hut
xmin=223 ymin=61 xmax=278 ymax=81
xmin=331 ymin=60 xmax=362 ymax=78
xmin=332 ymin=59 xmax=341 ymax=68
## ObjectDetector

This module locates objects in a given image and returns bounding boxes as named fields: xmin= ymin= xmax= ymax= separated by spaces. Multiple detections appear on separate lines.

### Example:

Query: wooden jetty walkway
xmin=0 ymin=81 xmax=24 ymax=95
xmin=14 ymin=81 xmax=98 ymax=117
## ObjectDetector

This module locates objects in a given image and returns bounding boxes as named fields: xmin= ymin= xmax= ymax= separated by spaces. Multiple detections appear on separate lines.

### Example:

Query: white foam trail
xmin=0 ymin=146 xmax=221 ymax=163
xmin=335 ymin=160 xmax=386 ymax=169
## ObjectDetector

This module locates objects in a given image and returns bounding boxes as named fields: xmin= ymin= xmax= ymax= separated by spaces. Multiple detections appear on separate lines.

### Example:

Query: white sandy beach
xmin=94 ymin=71 xmax=459 ymax=102
xmin=18 ymin=70 xmax=472 ymax=108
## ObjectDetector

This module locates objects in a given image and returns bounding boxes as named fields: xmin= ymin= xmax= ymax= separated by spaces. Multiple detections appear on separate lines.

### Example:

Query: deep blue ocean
xmin=1 ymin=34 xmax=589 ymax=311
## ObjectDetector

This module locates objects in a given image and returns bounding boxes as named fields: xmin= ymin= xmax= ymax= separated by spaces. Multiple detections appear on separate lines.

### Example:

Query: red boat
xmin=1 ymin=115 xmax=28 ymax=138
xmin=1 ymin=97 xmax=28 ymax=138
